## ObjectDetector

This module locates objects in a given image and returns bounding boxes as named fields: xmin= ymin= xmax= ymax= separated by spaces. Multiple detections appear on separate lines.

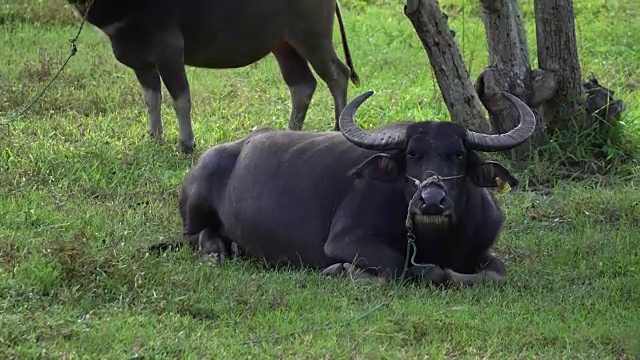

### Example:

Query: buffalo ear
xmin=348 ymin=154 xmax=403 ymax=183
xmin=468 ymin=160 xmax=519 ymax=188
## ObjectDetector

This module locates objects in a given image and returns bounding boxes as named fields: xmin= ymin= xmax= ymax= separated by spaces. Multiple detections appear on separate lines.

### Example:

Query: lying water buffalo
xmin=67 ymin=0 xmax=360 ymax=152
xmin=177 ymin=90 xmax=536 ymax=285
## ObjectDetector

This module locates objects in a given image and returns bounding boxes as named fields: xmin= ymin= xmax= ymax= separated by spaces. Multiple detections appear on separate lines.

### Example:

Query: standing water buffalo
xmin=67 ymin=0 xmax=360 ymax=152
xmin=177 ymin=90 xmax=536 ymax=285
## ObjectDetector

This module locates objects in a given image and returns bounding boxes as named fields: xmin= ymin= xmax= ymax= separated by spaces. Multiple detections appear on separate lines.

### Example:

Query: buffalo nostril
xmin=420 ymin=186 xmax=448 ymax=215
xmin=420 ymin=202 xmax=443 ymax=215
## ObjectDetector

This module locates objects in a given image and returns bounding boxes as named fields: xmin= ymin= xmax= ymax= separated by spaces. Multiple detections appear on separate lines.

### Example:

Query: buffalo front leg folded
xmin=134 ymin=68 xmax=163 ymax=142
xmin=323 ymin=236 xmax=407 ymax=280
xmin=407 ymin=264 xmax=455 ymax=286
xmin=157 ymin=54 xmax=195 ymax=153
xmin=323 ymin=233 xmax=457 ymax=285
xmin=322 ymin=248 xmax=452 ymax=286
xmin=444 ymin=252 xmax=507 ymax=286
xmin=321 ymin=262 xmax=386 ymax=283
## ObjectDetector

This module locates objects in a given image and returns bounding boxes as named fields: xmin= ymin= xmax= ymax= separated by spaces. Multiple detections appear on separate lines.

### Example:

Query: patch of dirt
xmin=0 ymin=241 xmax=21 ymax=272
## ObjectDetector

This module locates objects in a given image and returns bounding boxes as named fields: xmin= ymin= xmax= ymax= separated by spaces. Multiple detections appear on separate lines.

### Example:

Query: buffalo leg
xmin=197 ymin=228 xmax=230 ymax=265
xmin=134 ymin=68 xmax=163 ymax=141
xmin=321 ymin=263 xmax=385 ymax=283
xmin=324 ymin=237 xmax=406 ymax=280
xmin=444 ymin=252 xmax=507 ymax=286
xmin=157 ymin=57 xmax=195 ymax=153
xmin=324 ymin=232 xmax=458 ymax=285
xmin=273 ymin=43 xmax=318 ymax=131
xmin=407 ymin=264 xmax=456 ymax=286
xmin=293 ymin=42 xmax=351 ymax=131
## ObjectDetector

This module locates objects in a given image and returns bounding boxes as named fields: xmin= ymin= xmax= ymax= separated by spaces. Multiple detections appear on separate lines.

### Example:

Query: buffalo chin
xmin=413 ymin=214 xmax=451 ymax=228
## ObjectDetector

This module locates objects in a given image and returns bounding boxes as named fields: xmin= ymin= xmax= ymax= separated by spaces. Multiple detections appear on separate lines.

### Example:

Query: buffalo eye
xmin=406 ymin=151 xmax=416 ymax=159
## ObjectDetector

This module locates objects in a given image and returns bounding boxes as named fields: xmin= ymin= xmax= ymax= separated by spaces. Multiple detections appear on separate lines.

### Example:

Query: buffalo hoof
xmin=202 ymin=252 xmax=225 ymax=265
xmin=321 ymin=263 xmax=348 ymax=276
xmin=445 ymin=269 xmax=508 ymax=287
xmin=198 ymin=229 xmax=229 ymax=265
xmin=229 ymin=242 xmax=242 ymax=259
xmin=178 ymin=138 xmax=196 ymax=154
xmin=148 ymin=130 xmax=164 ymax=143
xmin=321 ymin=263 xmax=385 ymax=284
xmin=409 ymin=264 xmax=450 ymax=286
xmin=484 ymin=270 xmax=507 ymax=286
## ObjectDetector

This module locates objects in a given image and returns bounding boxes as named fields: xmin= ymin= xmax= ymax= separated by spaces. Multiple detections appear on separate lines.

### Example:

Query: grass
xmin=1 ymin=0 xmax=639 ymax=358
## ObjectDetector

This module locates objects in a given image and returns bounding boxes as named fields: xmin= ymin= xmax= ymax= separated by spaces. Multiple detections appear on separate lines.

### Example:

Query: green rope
xmin=0 ymin=2 xmax=92 ymax=126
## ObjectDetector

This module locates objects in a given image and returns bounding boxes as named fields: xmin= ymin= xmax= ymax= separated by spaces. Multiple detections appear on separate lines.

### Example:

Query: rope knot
xmin=69 ymin=38 xmax=78 ymax=56
xmin=407 ymin=170 xmax=454 ymax=192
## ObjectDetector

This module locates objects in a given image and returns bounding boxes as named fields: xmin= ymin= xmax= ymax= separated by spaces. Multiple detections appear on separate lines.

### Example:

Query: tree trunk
xmin=404 ymin=0 xmax=491 ymax=133
xmin=403 ymin=0 xmax=625 ymax=162
xmin=475 ymin=0 xmax=557 ymax=156
xmin=534 ymin=0 xmax=585 ymax=135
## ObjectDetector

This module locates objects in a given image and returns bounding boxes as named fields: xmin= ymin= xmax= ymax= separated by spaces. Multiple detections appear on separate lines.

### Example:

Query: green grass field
xmin=1 ymin=0 xmax=639 ymax=358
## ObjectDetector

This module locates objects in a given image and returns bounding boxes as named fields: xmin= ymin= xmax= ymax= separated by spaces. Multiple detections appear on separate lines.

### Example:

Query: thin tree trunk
xmin=534 ymin=0 xmax=585 ymax=135
xmin=404 ymin=0 xmax=490 ymax=133
xmin=475 ymin=0 xmax=557 ymax=155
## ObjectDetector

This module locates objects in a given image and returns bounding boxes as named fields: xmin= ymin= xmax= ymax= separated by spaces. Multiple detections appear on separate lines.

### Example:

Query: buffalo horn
xmin=338 ymin=90 xmax=408 ymax=151
xmin=465 ymin=92 xmax=537 ymax=152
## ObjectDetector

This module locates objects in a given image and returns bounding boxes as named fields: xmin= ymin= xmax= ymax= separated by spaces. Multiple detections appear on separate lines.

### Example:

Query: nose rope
xmin=402 ymin=171 xmax=465 ymax=278
xmin=406 ymin=170 xmax=465 ymax=190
